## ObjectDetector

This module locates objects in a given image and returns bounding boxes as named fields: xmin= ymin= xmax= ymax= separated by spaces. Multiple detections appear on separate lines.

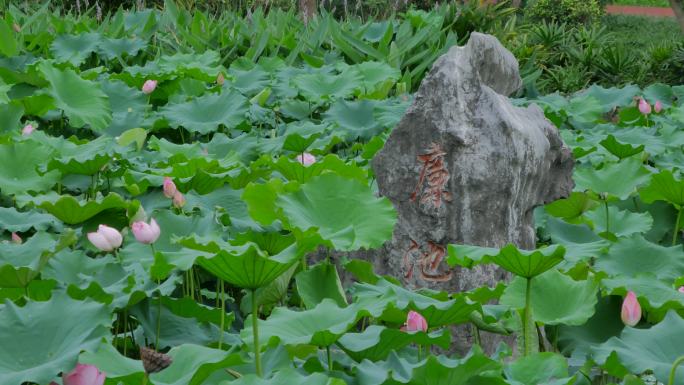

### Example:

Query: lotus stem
xmin=326 ymin=346 xmax=332 ymax=372
xmin=155 ymin=279 xmax=162 ymax=351
xmin=523 ymin=276 xmax=535 ymax=356
xmin=668 ymin=355 xmax=684 ymax=385
xmin=673 ymin=206 xmax=682 ymax=246
xmin=251 ymin=289 xmax=262 ymax=377
xmin=604 ymin=200 xmax=610 ymax=233
xmin=218 ymin=280 xmax=225 ymax=350
xmin=142 ymin=373 xmax=148 ymax=385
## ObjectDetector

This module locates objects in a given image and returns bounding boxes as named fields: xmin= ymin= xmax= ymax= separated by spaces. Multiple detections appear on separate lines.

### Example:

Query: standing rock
xmin=370 ymin=32 xmax=574 ymax=352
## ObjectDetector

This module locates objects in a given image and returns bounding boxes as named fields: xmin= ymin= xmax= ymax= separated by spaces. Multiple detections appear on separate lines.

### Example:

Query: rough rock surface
xmin=369 ymin=32 xmax=574 ymax=353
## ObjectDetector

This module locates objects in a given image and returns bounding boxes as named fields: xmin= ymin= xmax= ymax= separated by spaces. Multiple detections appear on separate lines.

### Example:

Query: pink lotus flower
xmin=297 ymin=153 xmax=316 ymax=167
xmin=654 ymin=100 xmax=663 ymax=113
xmin=678 ymin=286 xmax=684 ymax=293
xmin=142 ymin=80 xmax=157 ymax=94
xmin=131 ymin=218 xmax=160 ymax=244
xmin=172 ymin=191 xmax=186 ymax=208
xmin=11 ymin=232 xmax=21 ymax=244
xmin=87 ymin=225 xmax=123 ymax=252
xmin=638 ymin=98 xmax=651 ymax=115
xmin=216 ymin=73 xmax=225 ymax=86
xmin=22 ymin=124 xmax=34 ymax=136
xmin=402 ymin=310 xmax=428 ymax=332
xmin=63 ymin=364 xmax=105 ymax=385
xmin=162 ymin=177 xmax=177 ymax=198
xmin=621 ymin=291 xmax=641 ymax=327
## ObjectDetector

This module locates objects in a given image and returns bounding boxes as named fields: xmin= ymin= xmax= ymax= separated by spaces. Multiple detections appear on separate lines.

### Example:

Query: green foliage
xmin=526 ymin=0 xmax=604 ymax=25
xmin=0 ymin=2 xmax=683 ymax=385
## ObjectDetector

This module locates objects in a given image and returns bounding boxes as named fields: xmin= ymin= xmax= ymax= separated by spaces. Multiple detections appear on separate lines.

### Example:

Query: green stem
xmin=123 ymin=309 xmax=128 ymax=356
xmin=523 ymin=277 xmax=534 ymax=356
xmin=218 ymin=280 xmax=225 ymax=350
xmin=668 ymin=355 xmax=684 ymax=385
xmin=673 ymin=206 xmax=682 ymax=246
xmin=155 ymin=282 xmax=162 ymax=351
xmin=604 ymin=200 xmax=610 ymax=233
xmin=326 ymin=345 xmax=332 ymax=372
xmin=472 ymin=323 xmax=481 ymax=346
xmin=418 ymin=344 xmax=422 ymax=360
xmin=142 ymin=373 xmax=148 ymax=385
xmin=251 ymin=289 xmax=262 ymax=377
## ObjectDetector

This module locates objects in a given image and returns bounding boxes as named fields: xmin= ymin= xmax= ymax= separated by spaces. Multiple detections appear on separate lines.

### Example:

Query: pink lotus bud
xmin=297 ymin=152 xmax=316 ymax=167
xmin=87 ymin=224 xmax=123 ymax=252
xmin=63 ymin=364 xmax=106 ymax=385
xmin=621 ymin=291 xmax=641 ymax=327
xmin=142 ymin=80 xmax=157 ymax=94
xmin=12 ymin=23 xmax=20 ymax=33
xmin=638 ymin=98 xmax=651 ymax=115
xmin=403 ymin=310 xmax=428 ymax=332
xmin=654 ymin=100 xmax=663 ymax=113
xmin=678 ymin=286 xmax=684 ymax=293
xmin=11 ymin=232 xmax=21 ymax=244
xmin=131 ymin=218 xmax=160 ymax=244
xmin=216 ymin=73 xmax=225 ymax=86
xmin=22 ymin=124 xmax=34 ymax=136
xmin=162 ymin=177 xmax=177 ymax=198
xmin=172 ymin=191 xmax=186 ymax=208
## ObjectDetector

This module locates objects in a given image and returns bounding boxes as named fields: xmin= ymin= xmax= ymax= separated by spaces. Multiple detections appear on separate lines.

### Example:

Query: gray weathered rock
xmin=369 ymin=32 xmax=574 ymax=353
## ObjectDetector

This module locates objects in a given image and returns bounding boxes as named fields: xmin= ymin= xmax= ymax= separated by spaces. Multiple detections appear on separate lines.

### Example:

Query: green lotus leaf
xmin=0 ymin=232 xmax=58 ymax=288
xmin=0 ymin=206 xmax=61 ymax=232
xmin=180 ymin=231 xmax=318 ymax=289
xmin=545 ymin=192 xmax=597 ymax=222
xmin=47 ymin=136 xmax=121 ymax=175
xmin=271 ymin=154 xmax=368 ymax=184
xmin=643 ymin=83 xmax=674 ymax=108
xmin=82 ymin=343 xmax=243 ymax=385
xmin=338 ymin=325 xmax=451 ymax=362
xmin=0 ymin=102 xmax=23 ymax=132
xmin=0 ymin=140 xmax=61 ymax=195
xmin=18 ymin=192 xmax=128 ymax=225
xmin=354 ymin=347 xmax=502 ymax=385
xmin=51 ymin=33 xmax=101 ymax=66
xmin=584 ymin=205 xmax=653 ymax=237
xmin=48 ymin=252 xmax=179 ymax=309
xmin=130 ymin=298 xmax=233 ymax=350
xmin=501 ymin=269 xmax=598 ymax=325
xmin=0 ymin=293 xmax=111 ymax=385
xmin=293 ymin=69 xmax=361 ymax=101
xmin=101 ymin=79 xmax=149 ymax=136
xmin=241 ymin=298 xmax=363 ymax=348
xmin=277 ymin=173 xmax=396 ymax=251
xmin=38 ymin=61 xmax=112 ymax=131
xmin=226 ymin=368 xmax=344 ymax=385
xmin=160 ymin=90 xmax=248 ymax=134
xmin=447 ymin=243 xmax=565 ymax=278
xmin=577 ymin=84 xmax=639 ymax=111
xmin=351 ymin=61 xmax=401 ymax=97
xmin=97 ymin=36 xmax=147 ymax=60
xmin=574 ymin=156 xmax=651 ymax=200
xmin=543 ymin=216 xmax=610 ymax=265
xmin=592 ymin=311 xmax=684 ymax=385
xmin=323 ymin=99 xmax=382 ymax=140
xmin=554 ymin=296 xmax=625 ymax=359
xmin=504 ymin=352 xmax=574 ymax=385
xmin=595 ymin=235 xmax=684 ymax=280
xmin=296 ymin=261 xmax=348 ymax=309
xmin=352 ymin=278 xmax=481 ymax=327
xmin=601 ymin=274 xmax=684 ymax=314
xmin=600 ymin=135 xmax=645 ymax=160
xmin=639 ymin=169 xmax=684 ymax=207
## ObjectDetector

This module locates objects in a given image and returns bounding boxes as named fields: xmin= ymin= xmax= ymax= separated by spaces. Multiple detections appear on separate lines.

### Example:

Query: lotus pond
xmin=1 ymin=3 xmax=684 ymax=385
